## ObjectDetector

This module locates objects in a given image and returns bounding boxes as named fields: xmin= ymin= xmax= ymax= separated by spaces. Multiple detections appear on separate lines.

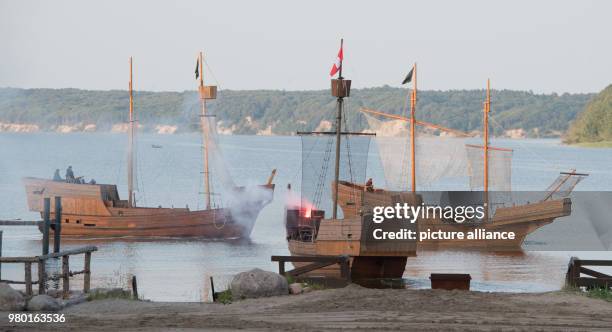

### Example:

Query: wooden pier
xmin=0 ymin=246 xmax=98 ymax=297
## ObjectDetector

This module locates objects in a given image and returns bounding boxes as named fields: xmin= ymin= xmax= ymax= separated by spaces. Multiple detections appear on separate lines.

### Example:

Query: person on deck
xmin=53 ymin=169 xmax=62 ymax=181
xmin=65 ymin=166 xmax=75 ymax=182
xmin=365 ymin=178 xmax=374 ymax=192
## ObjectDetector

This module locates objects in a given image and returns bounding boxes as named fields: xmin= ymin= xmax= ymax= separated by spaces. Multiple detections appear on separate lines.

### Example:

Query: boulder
xmin=231 ymin=268 xmax=288 ymax=300
xmin=289 ymin=283 xmax=303 ymax=295
xmin=27 ymin=295 xmax=61 ymax=311
xmin=0 ymin=283 xmax=26 ymax=311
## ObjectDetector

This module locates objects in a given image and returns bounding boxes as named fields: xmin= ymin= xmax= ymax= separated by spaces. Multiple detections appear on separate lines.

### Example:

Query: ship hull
xmin=285 ymin=194 xmax=418 ymax=280
xmin=24 ymin=177 xmax=273 ymax=239
xmin=333 ymin=181 xmax=571 ymax=249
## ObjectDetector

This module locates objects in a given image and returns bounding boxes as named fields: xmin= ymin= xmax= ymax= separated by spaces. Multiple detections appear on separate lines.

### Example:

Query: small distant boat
xmin=24 ymin=54 xmax=275 ymax=239
xmin=151 ymin=144 xmax=162 ymax=149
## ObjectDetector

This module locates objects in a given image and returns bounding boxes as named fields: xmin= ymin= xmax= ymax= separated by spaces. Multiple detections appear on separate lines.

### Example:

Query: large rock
xmin=27 ymin=295 xmax=61 ymax=311
xmin=0 ymin=283 xmax=26 ymax=311
xmin=230 ymin=268 xmax=288 ymax=300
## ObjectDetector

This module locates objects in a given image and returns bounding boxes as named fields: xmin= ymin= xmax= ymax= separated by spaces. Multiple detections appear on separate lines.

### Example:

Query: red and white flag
xmin=329 ymin=43 xmax=343 ymax=77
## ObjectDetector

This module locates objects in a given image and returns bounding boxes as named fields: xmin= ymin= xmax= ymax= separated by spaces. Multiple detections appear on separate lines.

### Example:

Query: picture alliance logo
xmin=372 ymin=203 xmax=487 ymax=224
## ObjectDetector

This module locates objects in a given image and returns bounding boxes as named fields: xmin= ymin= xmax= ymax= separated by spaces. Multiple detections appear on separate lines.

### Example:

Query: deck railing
xmin=566 ymin=257 xmax=612 ymax=289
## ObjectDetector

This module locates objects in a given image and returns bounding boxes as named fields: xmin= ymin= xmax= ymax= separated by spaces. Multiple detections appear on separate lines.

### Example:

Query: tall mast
xmin=128 ymin=56 xmax=135 ymax=208
xmin=332 ymin=39 xmax=344 ymax=220
xmin=199 ymin=51 xmax=212 ymax=210
xmin=483 ymin=79 xmax=491 ymax=222
xmin=484 ymin=79 xmax=490 ymax=193
xmin=410 ymin=63 xmax=417 ymax=192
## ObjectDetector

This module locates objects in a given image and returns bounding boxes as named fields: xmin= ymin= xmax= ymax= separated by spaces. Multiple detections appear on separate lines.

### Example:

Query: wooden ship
xmin=334 ymin=67 xmax=586 ymax=249
xmin=285 ymin=40 xmax=417 ymax=279
xmin=23 ymin=54 xmax=275 ymax=238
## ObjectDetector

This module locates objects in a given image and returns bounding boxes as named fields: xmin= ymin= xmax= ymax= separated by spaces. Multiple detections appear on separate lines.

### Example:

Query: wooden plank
xmin=575 ymin=260 xmax=612 ymax=267
xmin=62 ymin=255 xmax=69 ymax=299
xmin=0 ymin=256 xmax=39 ymax=263
xmin=271 ymin=255 xmax=346 ymax=263
xmin=580 ymin=266 xmax=612 ymax=279
xmin=0 ymin=279 xmax=30 ymax=284
xmin=39 ymin=246 xmax=98 ymax=260
xmin=24 ymin=262 xmax=32 ymax=296
xmin=288 ymin=261 xmax=336 ymax=277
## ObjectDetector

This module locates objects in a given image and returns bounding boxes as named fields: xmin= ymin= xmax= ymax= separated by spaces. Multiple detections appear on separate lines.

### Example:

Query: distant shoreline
xmin=570 ymin=141 xmax=612 ymax=148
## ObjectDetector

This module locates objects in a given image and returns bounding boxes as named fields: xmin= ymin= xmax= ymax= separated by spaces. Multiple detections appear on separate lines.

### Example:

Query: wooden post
xmin=53 ymin=196 xmax=61 ymax=253
xmin=84 ymin=252 xmax=91 ymax=293
xmin=42 ymin=198 xmax=50 ymax=255
xmin=24 ymin=262 xmax=32 ymax=296
xmin=0 ymin=230 xmax=3 ymax=279
xmin=279 ymin=260 xmax=285 ymax=276
xmin=131 ymin=275 xmax=138 ymax=300
xmin=340 ymin=256 xmax=351 ymax=282
xmin=38 ymin=259 xmax=46 ymax=294
xmin=209 ymin=276 xmax=216 ymax=302
xmin=62 ymin=255 xmax=69 ymax=299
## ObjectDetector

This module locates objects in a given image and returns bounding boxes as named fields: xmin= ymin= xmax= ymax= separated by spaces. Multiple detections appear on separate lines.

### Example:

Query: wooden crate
xmin=430 ymin=273 xmax=471 ymax=290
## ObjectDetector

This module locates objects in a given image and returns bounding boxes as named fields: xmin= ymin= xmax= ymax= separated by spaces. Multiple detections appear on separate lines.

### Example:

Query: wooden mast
xmin=483 ymin=79 xmax=490 ymax=221
xmin=484 ymin=79 xmax=490 ymax=193
xmin=128 ymin=57 xmax=135 ymax=208
xmin=410 ymin=63 xmax=417 ymax=192
xmin=332 ymin=38 xmax=344 ymax=220
xmin=199 ymin=51 xmax=212 ymax=210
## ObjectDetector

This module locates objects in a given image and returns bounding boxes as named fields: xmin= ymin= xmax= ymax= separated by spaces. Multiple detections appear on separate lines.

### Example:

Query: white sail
xmin=364 ymin=113 xmax=469 ymax=191
xmin=466 ymin=144 xmax=513 ymax=192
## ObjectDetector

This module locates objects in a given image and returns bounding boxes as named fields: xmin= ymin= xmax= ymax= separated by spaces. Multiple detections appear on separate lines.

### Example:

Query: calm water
xmin=0 ymin=133 xmax=611 ymax=301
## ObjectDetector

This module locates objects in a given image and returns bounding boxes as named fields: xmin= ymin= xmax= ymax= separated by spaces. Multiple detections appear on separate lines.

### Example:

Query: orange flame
xmin=285 ymin=190 xmax=317 ymax=218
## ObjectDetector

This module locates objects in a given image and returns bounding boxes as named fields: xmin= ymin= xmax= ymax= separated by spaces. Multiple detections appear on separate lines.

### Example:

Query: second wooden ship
xmin=334 ymin=67 xmax=586 ymax=249
xmin=24 ymin=54 xmax=275 ymax=239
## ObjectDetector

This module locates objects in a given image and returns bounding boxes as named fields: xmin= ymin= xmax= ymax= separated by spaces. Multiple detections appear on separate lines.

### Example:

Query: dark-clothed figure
xmin=65 ymin=166 xmax=75 ymax=182
xmin=365 ymin=178 xmax=374 ymax=192
xmin=53 ymin=169 xmax=62 ymax=181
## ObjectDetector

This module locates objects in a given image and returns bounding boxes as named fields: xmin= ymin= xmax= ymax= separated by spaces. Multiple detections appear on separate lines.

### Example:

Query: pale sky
xmin=1 ymin=0 xmax=611 ymax=93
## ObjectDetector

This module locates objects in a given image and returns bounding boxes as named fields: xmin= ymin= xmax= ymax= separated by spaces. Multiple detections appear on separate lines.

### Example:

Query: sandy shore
xmin=2 ymin=285 xmax=611 ymax=331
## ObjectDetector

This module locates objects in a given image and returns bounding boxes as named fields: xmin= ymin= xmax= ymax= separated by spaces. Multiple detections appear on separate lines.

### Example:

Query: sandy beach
xmin=2 ymin=285 xmax=611 ymax=331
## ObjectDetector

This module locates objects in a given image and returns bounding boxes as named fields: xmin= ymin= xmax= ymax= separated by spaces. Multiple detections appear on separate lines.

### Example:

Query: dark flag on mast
xmin=402 ymin=67 xmax=414 ymax=85
xmin=195 ymin=59 xmax=199 ymax=80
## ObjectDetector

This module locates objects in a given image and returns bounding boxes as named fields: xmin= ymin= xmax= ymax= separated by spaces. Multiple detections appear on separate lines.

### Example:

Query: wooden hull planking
xmin=24 ymin=177 xmax=273 ymax=239
xmin=334 ymin=181 xmax=571 ymax=249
